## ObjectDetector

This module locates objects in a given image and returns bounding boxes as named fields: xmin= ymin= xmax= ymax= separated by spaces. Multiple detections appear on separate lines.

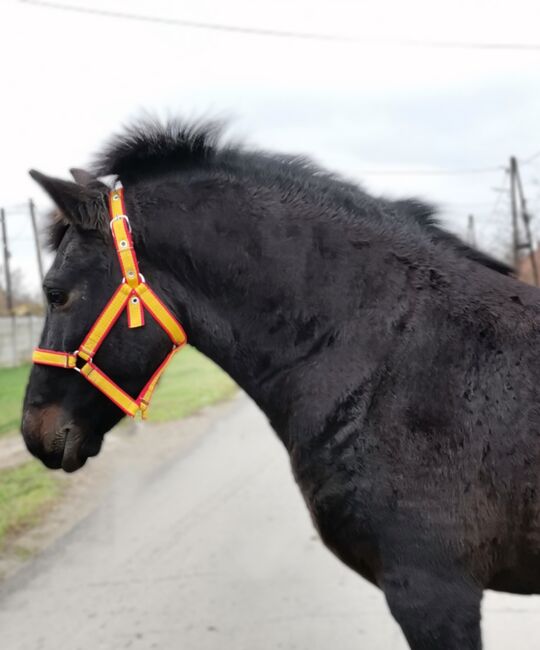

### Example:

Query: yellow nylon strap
xmin=111 ymin=218 xmax=140 ymax=288
xmin=137 ymin=284 xmax=187 ymax=345
xmin=32 ymin=349 xmax=76 ymax=369
xmin=109 ymin=186 xmax=140 ymax=288
xmin=109 ymin=187 xmax=124 ymax=218
xmin=78 ymin=284 xmax=131 ymax=360
xmin=137 ymin=346 xmax=180 ymax=417
xmin=31 ymin=183 xmax=188 ymax=419
xmin=126 ymin=292 xmax=144 ymax=328
xmin=80 ymin=362 xmax=140 ymax=417
xmin=109 ymin=183 xmax=126 ymax=219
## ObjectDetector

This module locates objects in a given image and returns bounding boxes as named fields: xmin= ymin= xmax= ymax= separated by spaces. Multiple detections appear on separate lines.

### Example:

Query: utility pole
xmin=510 ymin=157 xmax=520 ymax=269
xmin=467 ymin=214 xmax=477 ymax=247
xmin=514 ymin=159 xmax=539 ymax=286
xmin=28 ymin=199 xmax=45 ymax=287
xmin=510 ymin=156 xmax=538 ymax=285
xmin=0 ymin=208 xmax=13 ymax=314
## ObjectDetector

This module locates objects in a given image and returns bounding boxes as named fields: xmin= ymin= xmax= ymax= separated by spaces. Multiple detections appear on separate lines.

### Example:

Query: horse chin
xmin=59 ymin=424 xmax=104 ymax=473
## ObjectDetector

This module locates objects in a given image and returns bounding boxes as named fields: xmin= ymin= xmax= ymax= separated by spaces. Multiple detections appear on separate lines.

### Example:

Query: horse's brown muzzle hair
xmin=21 ymin=404 xmax=102 ymax=472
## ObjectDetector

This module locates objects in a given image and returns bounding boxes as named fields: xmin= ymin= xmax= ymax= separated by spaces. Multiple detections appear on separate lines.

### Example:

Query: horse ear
xmin=69 ymin=168 xmax=97 ymax=187
xmin=29 ymin=169 xmax=109 ymax=232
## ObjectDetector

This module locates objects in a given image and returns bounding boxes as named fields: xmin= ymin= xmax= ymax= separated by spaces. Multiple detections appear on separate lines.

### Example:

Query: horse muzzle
xmin=21 ymin=404 xmax=103 ymax=472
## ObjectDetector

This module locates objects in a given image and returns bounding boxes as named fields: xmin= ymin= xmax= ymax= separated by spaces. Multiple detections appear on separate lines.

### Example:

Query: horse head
xmin=21 ymin=170 xmax=178 ymax=471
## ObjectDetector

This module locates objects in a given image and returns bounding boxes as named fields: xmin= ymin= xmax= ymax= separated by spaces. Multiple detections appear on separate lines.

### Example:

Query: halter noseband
xmin=32 ymin=182 xmax=187 ymax=419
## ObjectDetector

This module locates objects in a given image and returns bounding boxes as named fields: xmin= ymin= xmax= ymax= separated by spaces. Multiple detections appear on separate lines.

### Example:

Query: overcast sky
xmin=1 ymin=0 xmax=539 ymax=293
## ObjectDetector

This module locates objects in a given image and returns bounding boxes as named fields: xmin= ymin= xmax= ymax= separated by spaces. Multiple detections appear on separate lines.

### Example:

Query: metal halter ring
xmin=72 ymin=350 xmax=92 ymax=372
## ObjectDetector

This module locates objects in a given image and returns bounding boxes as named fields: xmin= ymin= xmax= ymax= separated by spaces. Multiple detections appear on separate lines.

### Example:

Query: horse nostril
xmin=59 ymin=424 xmax=73 ymax=436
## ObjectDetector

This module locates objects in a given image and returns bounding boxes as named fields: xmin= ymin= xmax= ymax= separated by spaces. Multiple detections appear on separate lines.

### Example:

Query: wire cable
xmin=522 ymin=150 xmax=540 ymax=165
xmin=355 ymin=165 xmax=504 ymax=176
xmin=488 ymin=169 xmax=510 ymax=220
xmin=19 ymin=0 xmax=540 ymax=51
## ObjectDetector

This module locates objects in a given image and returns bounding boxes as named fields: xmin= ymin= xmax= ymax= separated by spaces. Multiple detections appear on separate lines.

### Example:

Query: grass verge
xmin=0 ymin=364 xmax=30 ymax=438
xmin=0 ymin=461 xmax=62 ymax=551
xmin=0 ymin=347 xmax=236 ymax=550
xmin=146 ymin=345 xmax=237 ymax=421
xmin=0 ymin=346 xmax=236 ymax=436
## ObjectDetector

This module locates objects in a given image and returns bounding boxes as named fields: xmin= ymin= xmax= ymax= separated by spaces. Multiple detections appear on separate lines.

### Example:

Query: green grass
xmin=0 ymin=346 xmax=236 ymax=549
xmin=0 ymin=461 xmax=62 ymax=549
xmin=0 ymin=347 xmax=237 ymax=434
xmin=146 ymin=345 xmax=237 ymax=421
xmin=0 ymin=364 xmax=31 ymax=438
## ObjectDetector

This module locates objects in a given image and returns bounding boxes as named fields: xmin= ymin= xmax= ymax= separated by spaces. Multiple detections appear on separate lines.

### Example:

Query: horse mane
xmin=389 ymin=199 xmax=513 ymax=276
xmin=90 ymin=118 xmax=512 ymax=276
xmin=93 ymin=118 xmax=223 ymax=181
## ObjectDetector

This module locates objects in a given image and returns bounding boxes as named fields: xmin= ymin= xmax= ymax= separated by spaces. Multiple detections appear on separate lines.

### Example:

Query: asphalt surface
xmin=1 ymin=396 xmax=540 ymax=649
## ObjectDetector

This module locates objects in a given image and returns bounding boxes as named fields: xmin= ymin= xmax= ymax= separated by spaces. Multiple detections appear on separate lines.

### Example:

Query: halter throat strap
xmin=32 ymin=182 xmax=187 ymax=418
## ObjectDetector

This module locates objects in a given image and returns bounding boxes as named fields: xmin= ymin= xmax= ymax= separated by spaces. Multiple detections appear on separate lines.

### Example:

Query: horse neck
xmin=130 ymin=173 xmax=419 ymax=442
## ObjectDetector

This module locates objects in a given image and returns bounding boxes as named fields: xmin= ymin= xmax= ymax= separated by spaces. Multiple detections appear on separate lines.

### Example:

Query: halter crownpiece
xmin=32 ymin=181 xmax=187 ymax=419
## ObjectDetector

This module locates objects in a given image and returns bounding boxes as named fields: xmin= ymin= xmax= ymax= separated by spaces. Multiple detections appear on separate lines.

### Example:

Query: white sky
xmin=1 ymin=0 xmax=539 ymax=294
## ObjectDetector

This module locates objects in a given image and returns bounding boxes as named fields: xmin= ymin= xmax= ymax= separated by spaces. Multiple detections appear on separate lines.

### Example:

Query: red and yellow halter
xmin=32 ymin=182 xmax=187 ymax=419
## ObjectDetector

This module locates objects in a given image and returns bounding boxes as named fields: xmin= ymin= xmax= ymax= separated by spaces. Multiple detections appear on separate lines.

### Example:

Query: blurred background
xmin=0 ymin=2 xmax=539 ymax=648
xmin=1 ymin=0 xmax=540 ymax=323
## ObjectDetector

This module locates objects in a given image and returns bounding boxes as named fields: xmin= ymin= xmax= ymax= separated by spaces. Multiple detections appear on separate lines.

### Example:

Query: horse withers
xmin=21 ymin=120 xmax=540 ymax=649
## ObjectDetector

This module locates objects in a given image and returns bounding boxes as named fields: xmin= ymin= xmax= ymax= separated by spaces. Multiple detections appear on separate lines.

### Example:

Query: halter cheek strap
xmin=32 ymin=182 xmax=187 ymax=419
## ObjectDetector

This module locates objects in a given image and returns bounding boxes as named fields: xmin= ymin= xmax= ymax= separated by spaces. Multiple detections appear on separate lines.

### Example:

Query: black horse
xmin=21 ymin=120 xmax=540 ymax=650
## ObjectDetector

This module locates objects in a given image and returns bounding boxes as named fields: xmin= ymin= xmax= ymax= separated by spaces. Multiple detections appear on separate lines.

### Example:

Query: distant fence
xmin=0 ymin=316 xmax=44 ymax=367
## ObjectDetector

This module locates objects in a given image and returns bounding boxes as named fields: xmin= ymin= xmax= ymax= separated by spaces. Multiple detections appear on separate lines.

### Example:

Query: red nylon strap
xmin=78 ymin=284 xmax=131 ymax=360
xmin=109 ymin=186 xmax=142 ymax=291
xmin=31 ymin=181 xmax=188 ymax=418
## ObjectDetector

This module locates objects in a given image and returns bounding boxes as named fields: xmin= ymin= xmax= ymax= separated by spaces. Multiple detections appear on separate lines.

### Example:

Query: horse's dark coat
xmin=22 ymin=119 xmax=540 ymax=649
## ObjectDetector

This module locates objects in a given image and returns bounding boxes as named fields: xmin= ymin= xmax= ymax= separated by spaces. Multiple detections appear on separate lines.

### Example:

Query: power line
xmin=19 ymin=0 xmax=540 ymax=51
xmin=9 ymin=236 xmax=34 ymax=242
xmin=522 ymin=150 xmax=540 ymax=165
xmin=440 ymin=200 xmax=503 ymax=208
xmin=486 ymin=154 xmax=539 ymax=224
xmin=2 ymin=203 xmax=33 ymax=213
xmin=356 ymin=165 xmax=504 ymax=176
xmin=489 ymin=169 xmax=510 ymax=220
xmin=357 ymin=150 xmax=540 ymax=177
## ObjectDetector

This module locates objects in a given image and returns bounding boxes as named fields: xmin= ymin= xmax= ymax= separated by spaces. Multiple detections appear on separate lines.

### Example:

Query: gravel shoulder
xmin=1 ymin=395 xmax=540 ymax=650
xmin=0 ymin=396 xmax=240 ymax=581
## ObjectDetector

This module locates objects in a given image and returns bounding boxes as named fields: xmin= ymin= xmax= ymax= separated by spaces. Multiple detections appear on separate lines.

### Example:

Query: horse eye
xmin=46 ymin=289 xmax=68 ymax=307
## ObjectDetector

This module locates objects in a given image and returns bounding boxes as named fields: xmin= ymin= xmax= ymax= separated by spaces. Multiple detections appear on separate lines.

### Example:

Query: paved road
xmin=1 ymin=397 xmax=540 ymax=649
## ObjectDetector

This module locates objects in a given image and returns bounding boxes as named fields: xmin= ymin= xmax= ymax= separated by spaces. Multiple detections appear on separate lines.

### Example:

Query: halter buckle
xmin=32 ymin=183 xmax=187 ymax=418
xmin=110 ymin=214 xmax=132 ymax=232
xmin=122 ymin=273 xmax=145 ymax=284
